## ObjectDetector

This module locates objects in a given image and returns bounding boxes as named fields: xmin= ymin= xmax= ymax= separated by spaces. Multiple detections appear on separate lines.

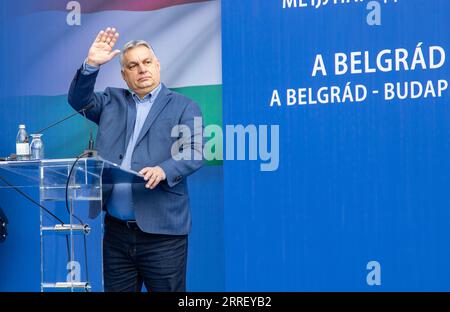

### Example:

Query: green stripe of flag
xmin=7 ymin=84 xmax=223 ymax=166
xmin=172 ymin=84 xmax=223 ymax=166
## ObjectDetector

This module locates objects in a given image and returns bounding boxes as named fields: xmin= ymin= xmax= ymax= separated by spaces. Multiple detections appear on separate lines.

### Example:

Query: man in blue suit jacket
xmin=68 ymin=27 xmax=204 ymax=292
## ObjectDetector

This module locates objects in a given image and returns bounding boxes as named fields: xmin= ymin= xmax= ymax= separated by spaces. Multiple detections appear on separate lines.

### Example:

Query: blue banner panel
xmin=222 ymin=0 xmax=450 ymax=291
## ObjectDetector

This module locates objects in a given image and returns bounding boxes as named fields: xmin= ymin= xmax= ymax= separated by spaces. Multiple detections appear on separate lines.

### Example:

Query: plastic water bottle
xmin=16 ymin=125 xmax=30 ymax=161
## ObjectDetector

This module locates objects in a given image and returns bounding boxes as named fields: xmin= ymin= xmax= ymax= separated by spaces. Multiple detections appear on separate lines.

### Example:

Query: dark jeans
xmin=103 ymin=214 xmax=188 ymax=292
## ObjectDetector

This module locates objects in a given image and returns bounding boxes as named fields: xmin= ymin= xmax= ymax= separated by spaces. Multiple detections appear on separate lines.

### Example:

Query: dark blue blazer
xmin=68 ymin=67 xmax=204 ymax=235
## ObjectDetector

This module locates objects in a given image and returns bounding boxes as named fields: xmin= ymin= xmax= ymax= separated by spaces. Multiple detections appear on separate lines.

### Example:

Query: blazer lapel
xmin=125 ymin=92 xmax=137 ymax=151
xmin=135 ymin=84 xmax=172 ymax=147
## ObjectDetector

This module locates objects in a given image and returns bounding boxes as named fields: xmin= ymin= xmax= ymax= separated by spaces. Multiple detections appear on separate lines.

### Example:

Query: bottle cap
xmin=19 ymin=124 xmax=25 ymax=129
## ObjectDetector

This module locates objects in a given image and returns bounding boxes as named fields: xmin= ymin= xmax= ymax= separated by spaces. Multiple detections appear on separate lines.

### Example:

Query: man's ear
xmin=121 ymin=69 xmax=126 ymax=81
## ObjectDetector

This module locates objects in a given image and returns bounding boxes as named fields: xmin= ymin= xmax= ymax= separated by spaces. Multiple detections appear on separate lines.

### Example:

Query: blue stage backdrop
xmin=222 ymin=0 xmax=450 ymax=291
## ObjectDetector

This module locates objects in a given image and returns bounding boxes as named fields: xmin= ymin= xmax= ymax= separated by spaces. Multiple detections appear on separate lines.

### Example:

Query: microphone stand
xmin=35 ymin=103 xmax=97 ymax=157
xmin=36 ymin=103 xmax=95 ymax=134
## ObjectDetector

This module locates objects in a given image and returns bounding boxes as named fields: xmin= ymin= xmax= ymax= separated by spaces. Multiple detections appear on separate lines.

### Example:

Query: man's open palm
xmin=86 ymin=27 xmax=120 ymax=67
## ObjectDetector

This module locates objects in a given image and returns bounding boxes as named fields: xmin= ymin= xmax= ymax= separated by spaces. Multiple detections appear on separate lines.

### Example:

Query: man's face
xmin=121 ymin=45 xmax=161 ymax=97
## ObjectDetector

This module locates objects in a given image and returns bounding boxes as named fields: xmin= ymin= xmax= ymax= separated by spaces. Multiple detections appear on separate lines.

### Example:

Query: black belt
xmin=105 ymin=214 xmax=139 ymax=230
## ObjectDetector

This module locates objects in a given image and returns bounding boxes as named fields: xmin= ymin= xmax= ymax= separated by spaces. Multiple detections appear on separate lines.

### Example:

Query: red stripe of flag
xmin=26 ymin=0 xmax=211 ymax=13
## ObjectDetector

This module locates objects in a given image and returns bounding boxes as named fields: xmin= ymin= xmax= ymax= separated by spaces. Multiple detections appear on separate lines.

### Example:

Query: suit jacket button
xmin=119 ymin=154 xmax=123 ymax=160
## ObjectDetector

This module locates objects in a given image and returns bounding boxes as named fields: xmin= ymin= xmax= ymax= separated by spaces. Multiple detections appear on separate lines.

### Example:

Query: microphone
xmin=36 ymin=103 xmax=95 ymax=134
xmin=33 ymin=103 xmax=97 ymax=157
xmin=88 ymin=130 xmax=94 ymax=150
xmin=84 ymin=128 xmax=98 ymax=157
xmin=81 ymin=105 xmax=97 ymax=158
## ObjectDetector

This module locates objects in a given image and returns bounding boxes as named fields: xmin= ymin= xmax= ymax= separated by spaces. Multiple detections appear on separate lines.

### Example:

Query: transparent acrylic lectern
xmin=0 ymin=157 xmax=142 ymax=292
